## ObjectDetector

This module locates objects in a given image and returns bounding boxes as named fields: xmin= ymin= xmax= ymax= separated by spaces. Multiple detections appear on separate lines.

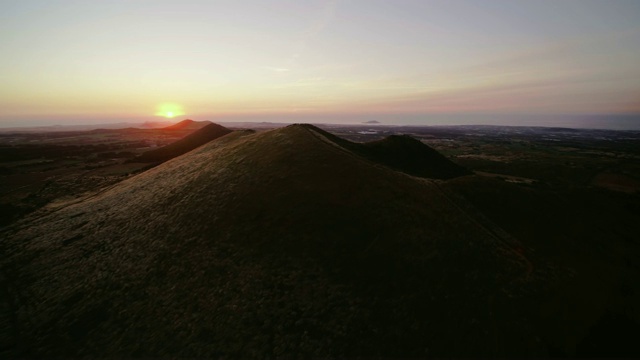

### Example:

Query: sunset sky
xmin=1 ymin=0 xmax=640 ymax=127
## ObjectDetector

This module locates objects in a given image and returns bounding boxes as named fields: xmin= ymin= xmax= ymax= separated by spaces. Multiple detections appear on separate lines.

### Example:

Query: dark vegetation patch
xmin=62 ymin=234 xmax=84 ymax=246
xmin=0 ymin=203 xmax=27 ymax=226
xmin=577 ymin=312 xmax=640 ymax=357
xmin=444 ymin=175 xmax=640 ymax=355
xmin=0 ymin=142 xmax=146 ymax=162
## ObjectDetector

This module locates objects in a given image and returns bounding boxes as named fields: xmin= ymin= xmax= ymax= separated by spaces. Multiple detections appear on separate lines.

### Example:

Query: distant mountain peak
xmin=163 ymin=119 xmax=212 ymax=131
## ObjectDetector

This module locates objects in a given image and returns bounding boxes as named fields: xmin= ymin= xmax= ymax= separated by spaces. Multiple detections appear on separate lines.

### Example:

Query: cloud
xmin=262 ymin=67 xmax=290 ymax=73
xmin=349 ymin=73 xmax=640 ymax=114
xmin=268 ymin=77 xmax=326 ymax=89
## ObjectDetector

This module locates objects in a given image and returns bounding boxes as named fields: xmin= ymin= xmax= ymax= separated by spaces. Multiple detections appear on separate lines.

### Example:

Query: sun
xmin=155 ymin=103 xmax=185 ymax=118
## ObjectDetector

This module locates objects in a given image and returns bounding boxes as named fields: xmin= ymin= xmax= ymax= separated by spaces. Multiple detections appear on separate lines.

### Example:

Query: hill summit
xmin=162 ymin=119 xmax=213 ymax=131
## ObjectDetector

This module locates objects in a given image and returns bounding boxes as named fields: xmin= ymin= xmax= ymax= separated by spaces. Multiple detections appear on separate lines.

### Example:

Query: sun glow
xmin=155 ymin=103 xmax=185 ymax=118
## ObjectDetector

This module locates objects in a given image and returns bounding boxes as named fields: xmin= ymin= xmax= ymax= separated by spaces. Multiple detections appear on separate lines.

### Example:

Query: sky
xmin=1 ymin=0 xmax=640 ymax=128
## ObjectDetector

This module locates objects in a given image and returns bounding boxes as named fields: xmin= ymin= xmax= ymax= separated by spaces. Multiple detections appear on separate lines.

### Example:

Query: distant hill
xmin=2 ymin=124 xmax=638 ymax=357
xmin=0 ymin=121 xmax=173 ymax=133
xmin=133 ymin=123 xmax=232 ymax=163
xmin=361 ymin=135 xmax=471 ymax=178
xmin=162 ymin=119 xmax=212 ymax=131
xmin=300 ymin=124 xmax=470 ymax=179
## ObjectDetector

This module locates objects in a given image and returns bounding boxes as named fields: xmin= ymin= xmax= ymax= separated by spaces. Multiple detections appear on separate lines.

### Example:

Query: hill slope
xmin=0 ymin=125 xmax=566 ymax=357
xmin=442 ymin=175 xmax=640 ymax=356
xmin=162 ymin=119 xmax=212 ymax=131
xmin=133 ymin=123 xmax=233 ymax=163
xmin=302 ymin=124 xmax=470 ymax=179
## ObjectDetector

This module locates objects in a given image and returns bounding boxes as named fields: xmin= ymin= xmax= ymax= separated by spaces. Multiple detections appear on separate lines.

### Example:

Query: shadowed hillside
xmin=443 ymin=175 xmax=640 ymax=356
xmin=133 ymin=123 xmax=232 ymax=163
xmin=301 ymin=124 xmax=470 ymax=179
xmin=1 ymin=124 xmax=638 ymax=357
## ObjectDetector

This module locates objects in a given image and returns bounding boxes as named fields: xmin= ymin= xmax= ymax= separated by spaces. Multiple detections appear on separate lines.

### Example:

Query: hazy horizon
xmin=2 ymin=0 xmax=640 ymax=129
xmin=3 ymin=113 xmax=640 ymax=131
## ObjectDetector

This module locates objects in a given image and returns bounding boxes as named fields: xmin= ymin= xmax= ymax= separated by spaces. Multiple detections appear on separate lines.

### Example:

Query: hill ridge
xmin=291 ymin=123 xmax=470 ymax=179
xmin=163 ymin=119 xmax=213 ymax=131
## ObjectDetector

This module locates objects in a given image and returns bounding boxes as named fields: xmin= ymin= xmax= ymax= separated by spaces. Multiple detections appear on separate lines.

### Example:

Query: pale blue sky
xmin=1 ymin=0 xmax=639 ymax=127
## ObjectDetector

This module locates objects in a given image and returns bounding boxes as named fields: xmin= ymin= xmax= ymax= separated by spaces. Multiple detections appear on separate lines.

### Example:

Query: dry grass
xmin=1 ymin=124 xmax=637 ymax=357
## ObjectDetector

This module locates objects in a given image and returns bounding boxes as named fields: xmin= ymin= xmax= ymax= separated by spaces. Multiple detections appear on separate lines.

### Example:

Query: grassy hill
xmin=1 ymin=124 xmax=638 ymax=357
xmin=162 ymin=119 xmax=212 ymax=131
xmin=301 ymin=124 xmax=470 ymax=179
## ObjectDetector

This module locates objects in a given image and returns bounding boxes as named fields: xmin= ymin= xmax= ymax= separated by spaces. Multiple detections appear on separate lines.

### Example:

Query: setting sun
xmin=155 ymin=103 xmax=184 ymax=118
